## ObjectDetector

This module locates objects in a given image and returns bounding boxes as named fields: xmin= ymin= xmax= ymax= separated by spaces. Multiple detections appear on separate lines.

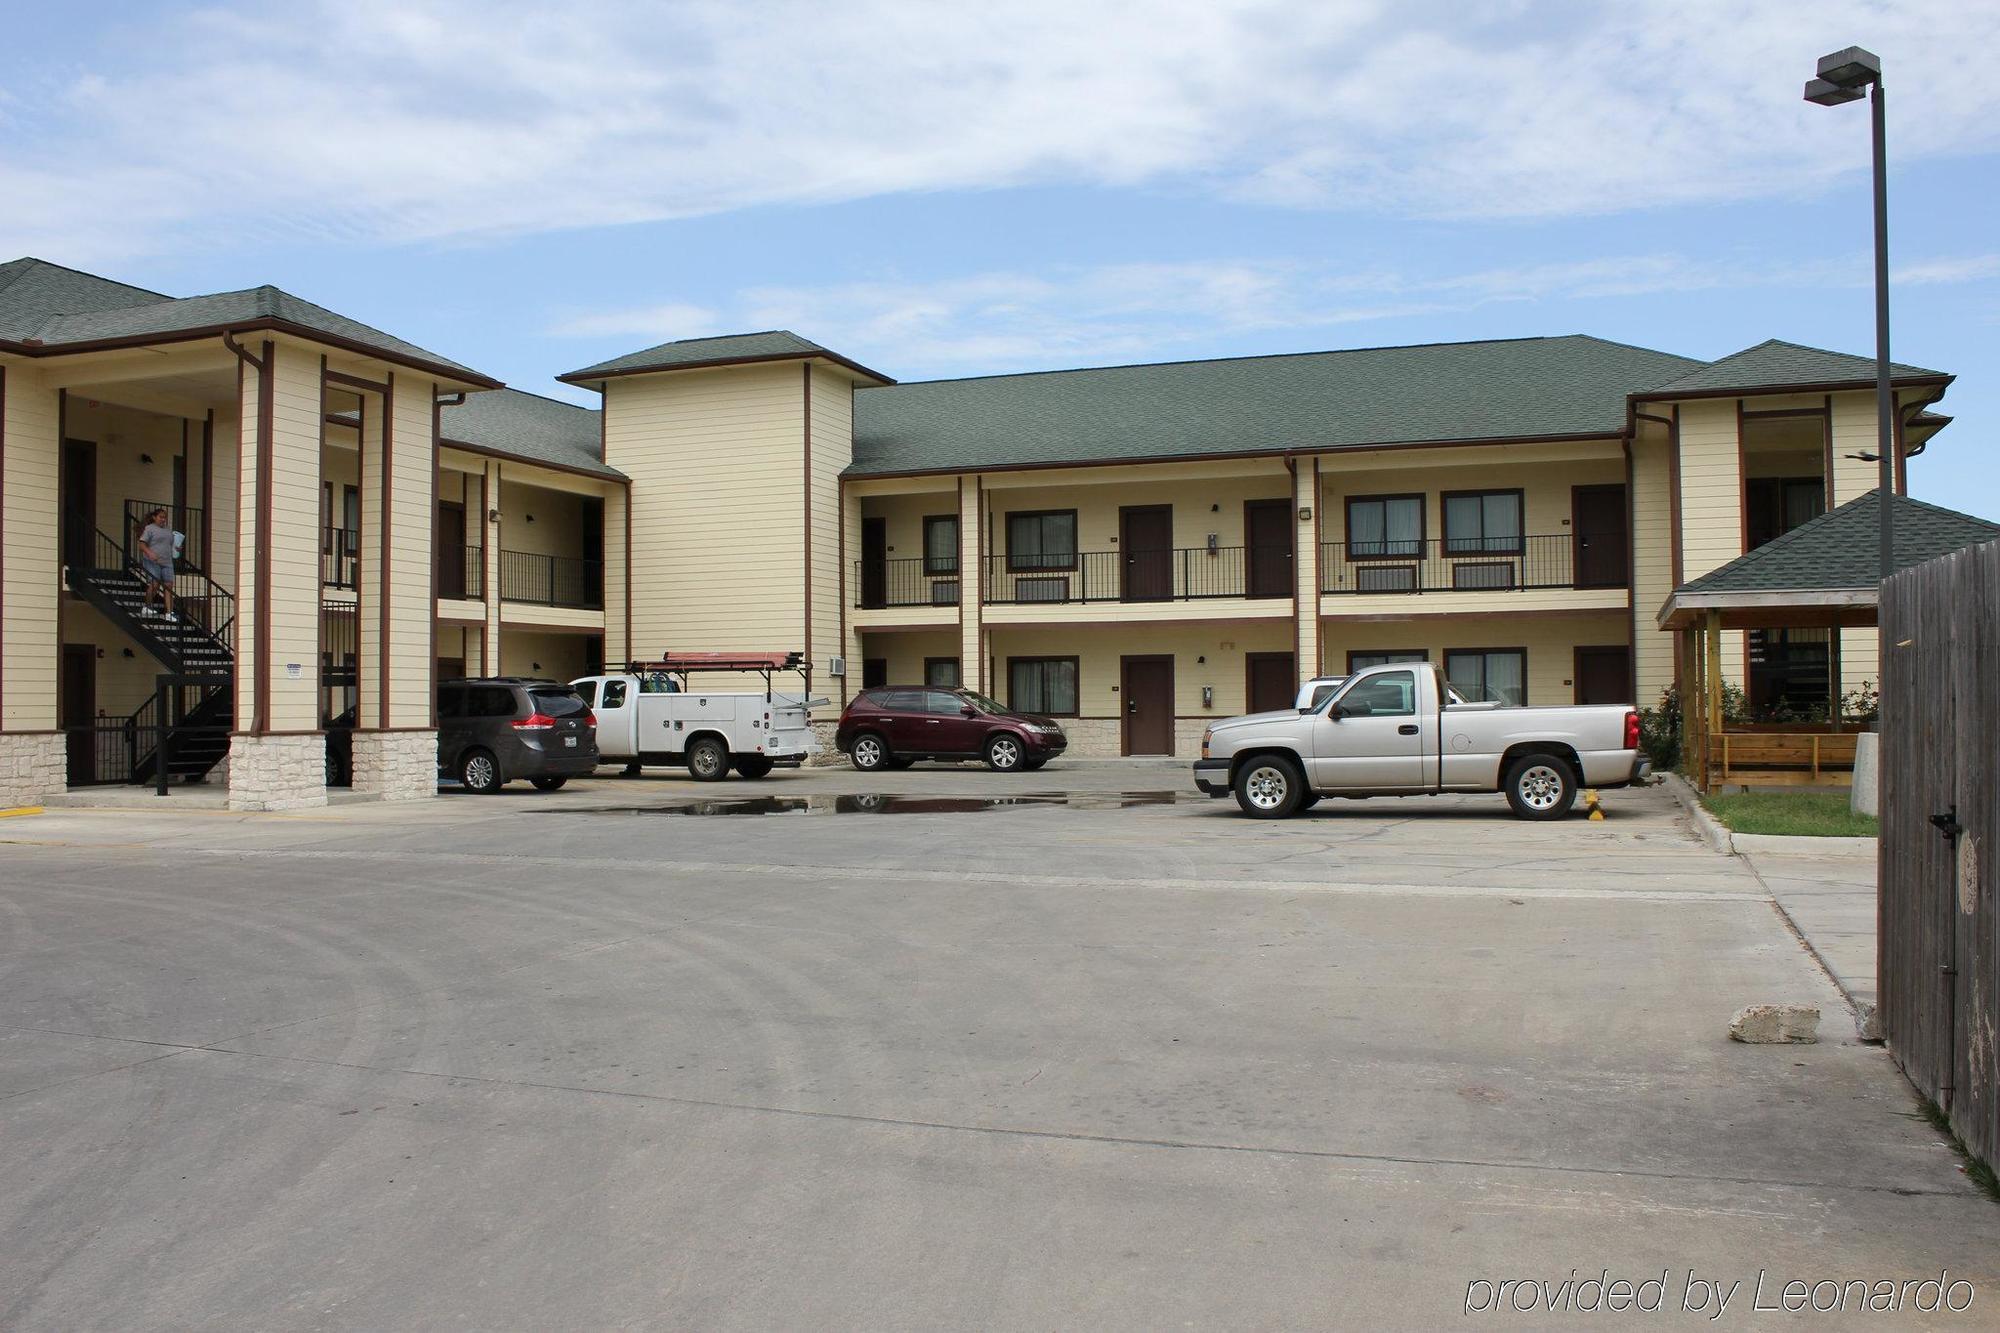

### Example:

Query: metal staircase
xmin=66 ymin=527 xmax=236 ymax=784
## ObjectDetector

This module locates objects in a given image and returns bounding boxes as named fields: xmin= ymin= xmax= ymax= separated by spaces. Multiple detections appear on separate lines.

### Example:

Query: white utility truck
xmin=573 ymin=652 xmax=822 ymax=782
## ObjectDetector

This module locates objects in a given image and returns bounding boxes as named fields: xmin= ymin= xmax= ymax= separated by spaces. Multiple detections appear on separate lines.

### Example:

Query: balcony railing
xmin=854 ymin=556 xmax=961 ymax=608
xmin=986 ymin=546 xmax=1291 ymax=604
xmin=322 ymin=527 xmax=360 ymax=589
xmin=124 ymin=498 xmax=207 ymax=574
xmin=439 ymin=545 xmax=484 ymax=601
xmin=1318 ymin=533 xmax=1623 ymax=594
xmin=500 ymin=549 xmax=603 ymax=609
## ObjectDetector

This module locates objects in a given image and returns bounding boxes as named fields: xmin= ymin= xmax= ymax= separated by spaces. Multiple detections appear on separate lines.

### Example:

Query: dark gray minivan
xmin=438 ymin=677 xmax=599 ymax=793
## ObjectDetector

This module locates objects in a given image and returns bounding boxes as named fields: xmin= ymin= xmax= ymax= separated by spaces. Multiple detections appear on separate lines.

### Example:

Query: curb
xmin=0 ymin=805 xmax=45 ymax=819
xmin=1658 ymin=773 xmax=1879 ymax=859
xmin=1732 ymin=832 xmax=1877 ymax=858
xmin=1659 ymin=773 xmax=1734 ymax=855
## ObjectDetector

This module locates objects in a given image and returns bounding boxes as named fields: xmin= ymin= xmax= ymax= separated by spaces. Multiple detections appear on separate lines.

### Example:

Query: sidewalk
xmin=1745 ymin=850 xmax=1879 ymax=1030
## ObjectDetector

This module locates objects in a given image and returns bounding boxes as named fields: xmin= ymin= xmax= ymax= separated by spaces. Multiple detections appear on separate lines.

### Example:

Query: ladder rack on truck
xmin=622 ymin=651 xmax=811 ymax=704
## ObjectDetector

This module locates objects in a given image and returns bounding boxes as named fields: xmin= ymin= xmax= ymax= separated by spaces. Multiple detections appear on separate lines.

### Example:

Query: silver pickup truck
xmin=1193 ymin=661 xmax=1644 ymax=820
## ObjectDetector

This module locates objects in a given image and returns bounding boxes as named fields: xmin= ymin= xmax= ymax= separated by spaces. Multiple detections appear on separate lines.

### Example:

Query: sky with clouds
xmin=3 ymin=0 xmax=1996 ymax=516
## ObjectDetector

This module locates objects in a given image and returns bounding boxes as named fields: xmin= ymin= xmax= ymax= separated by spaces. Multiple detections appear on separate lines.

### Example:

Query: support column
xmin=0 ymin=362 xmax=66 ymax=805
xmin=228 ymin=341 xmax=328 ymax=811
xmin=483 ymin=462 xmax=503 ymax=675
xmin=350 ymin=373 xmax=439 ymax=800
xmin=1293 ymin=458 xmax=1322 ymax=681
xmin=840 ymin=482 xmax=864 ymax=708
xmin=958 ymin=475 xmax=984 ymax=693
xmin=602 ymin=484 xmax=630 ymax=668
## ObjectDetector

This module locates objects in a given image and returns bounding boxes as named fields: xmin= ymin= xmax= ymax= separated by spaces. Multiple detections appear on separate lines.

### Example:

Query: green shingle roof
xmin=1646 ymin=338 xmax=1945 ymax=398
xmin=1680 ymin=491 xmax=2000 ymax=594
xmin=441 ymin=389 xmax=621 ymax=480
xmin=0 ymin=257 xmax=497 ymax=387
xmin=847 ymin=335 xmax=1702 ymax=476
xmin=560 ymin=329 xmax=892 ymax=385
xmin=0 ymin=258 xmax=165 ymax=341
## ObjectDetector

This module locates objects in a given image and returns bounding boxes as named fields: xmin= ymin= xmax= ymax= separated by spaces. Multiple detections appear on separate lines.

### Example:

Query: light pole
xmin=1805 ymin=46 xmax=1894 ymax=582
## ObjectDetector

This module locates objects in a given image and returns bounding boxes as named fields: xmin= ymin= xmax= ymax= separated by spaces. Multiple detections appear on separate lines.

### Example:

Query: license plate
xmin=563 ymin=736 xmax=577 ymax=747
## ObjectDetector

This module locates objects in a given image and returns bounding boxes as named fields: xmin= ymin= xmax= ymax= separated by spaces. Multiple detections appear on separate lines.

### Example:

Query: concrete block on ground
xmin=1729 ymin=1003 xmax=1820 ymax=1044
xmin=1851 ymin=731 xmax=1879 ymax=816
xmin=1854 ymin=1002 xmax=1882 ymax=1042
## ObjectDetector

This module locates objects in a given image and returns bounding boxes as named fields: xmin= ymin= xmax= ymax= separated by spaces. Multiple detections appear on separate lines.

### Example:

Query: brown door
xmin=1120 ymin=505 xmax=1173 ymax=602
xmin=61 ymin=440 xmax=96 ymax=570
xmin=1121 ymin=655 xmax=1175 ymax=755
xmin=1245 ymin=499 xmax=1292 ymax=598
xmin=1246 ymin=652 xmax=1296 ymax=714
xmin=62 ymin=644 xmax=95 ymax=784
xmin=861 ymin=517 xmax=887 ymax=608
xmin=1574 ymin=646 xmax=1632 ymax=705
xmin=437 ymin=502 xmax=467 ymax=599
xmin=1572 ymin=485 xmax=1629 ymax=588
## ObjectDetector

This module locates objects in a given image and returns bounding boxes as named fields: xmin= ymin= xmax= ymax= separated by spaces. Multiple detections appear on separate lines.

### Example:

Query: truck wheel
xmin=1504 ymin=753 xmax=1576 ymax=820
xmin=850 ymin=732 xmax=890 ymax=772
xmin=1234 ymin=755 xmax=1305 ymax=819
xmin=735 ymin=756 xmax=775 ymax=779
xmin=459 ymin=748 xmax=502 ymax=794
xmin=687 ymin=737 xmax=731 ymax=782
xmin=985 ymin=734 xmax=1025 ymax=772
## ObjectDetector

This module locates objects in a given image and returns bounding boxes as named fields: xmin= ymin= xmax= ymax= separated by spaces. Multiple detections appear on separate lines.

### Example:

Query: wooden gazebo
xmin=1657 ymin=491 xmax=2000 ymax=792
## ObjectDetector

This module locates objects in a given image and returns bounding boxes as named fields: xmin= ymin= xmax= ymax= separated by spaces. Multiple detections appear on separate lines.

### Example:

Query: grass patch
xmin=1702 ymin=790 xmax=1879 ymax=838
xmin=1905 ymin=1096 xmax=2000 ymax=1203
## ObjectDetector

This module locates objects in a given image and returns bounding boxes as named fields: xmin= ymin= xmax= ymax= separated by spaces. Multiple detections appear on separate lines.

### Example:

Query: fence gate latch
xmin=1928 ymin=805 xmax=1964 ymax=843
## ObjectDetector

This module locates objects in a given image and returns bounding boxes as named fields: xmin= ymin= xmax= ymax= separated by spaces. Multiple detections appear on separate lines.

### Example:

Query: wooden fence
xmin=1879 ymin=538 xmax=1999 ymax=1168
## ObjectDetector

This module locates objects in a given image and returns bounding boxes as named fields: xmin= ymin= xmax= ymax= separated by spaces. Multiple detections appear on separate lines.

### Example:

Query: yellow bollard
xmin=1584 ymin=789 xmax=1604 ymax=821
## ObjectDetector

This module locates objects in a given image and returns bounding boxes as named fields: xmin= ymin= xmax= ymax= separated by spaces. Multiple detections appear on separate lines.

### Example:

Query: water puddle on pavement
xmin=550 ymin=791 xmax=1191 ymax=816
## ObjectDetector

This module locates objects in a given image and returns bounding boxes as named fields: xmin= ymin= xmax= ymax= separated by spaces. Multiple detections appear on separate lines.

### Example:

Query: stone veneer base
xmin=0 ymin=731 xmax=65 ymax=807
xmin=227 ymin=734 xmax=329 ymax=812
xmin=350 ymin=730 xmax=439 ymax=801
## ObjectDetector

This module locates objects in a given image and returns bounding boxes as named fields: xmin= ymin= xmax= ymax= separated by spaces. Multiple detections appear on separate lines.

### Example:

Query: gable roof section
xmin=847 ymin=335 xmax=1703 ymax=476
xmin=1679 ymin=490 xmax=2000 ymax=595
xmin=439 ymin=389 xmax=622 ymax=481
xmin=1645 ymin=338 xmax=1947 ymax=399
xmin=560 ymin=329 xmax=893 ymax=385
xmin=0 ymin=258 xmax=166 ymax=342
xmin=0 ymin=257 xmax=498 ymax=388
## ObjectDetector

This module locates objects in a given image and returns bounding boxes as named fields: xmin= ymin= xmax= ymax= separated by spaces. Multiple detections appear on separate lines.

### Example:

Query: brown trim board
xmin=558 ymin=348 xmax=894 ymax=389
xmin=802 ymin=362 xmax=812 ymax=687
xmin=3 ymin=321 xmax=500 ymax=390
xmin=379 ymin=373 xmax=395 ymax=731
xmin=0 ymin=364 xmax=6 ymax=729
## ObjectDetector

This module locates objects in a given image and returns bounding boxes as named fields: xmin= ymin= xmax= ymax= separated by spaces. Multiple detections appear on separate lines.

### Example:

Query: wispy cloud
xmin=554 ymin=249 xmax=1998 ymax=374
xmin=3 ymin=0 xmax=1998 ymax=261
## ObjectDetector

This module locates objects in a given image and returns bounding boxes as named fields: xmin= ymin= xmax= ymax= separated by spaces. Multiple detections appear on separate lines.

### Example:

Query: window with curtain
xmin=1444 ymin=649 xmax=1526 ymax=706
xmin=1008 ymin=657 xmax=1079 ymax=715
xmin=1442 ymin=491 xmax=1522 ymax=553
xmin=924 ymin=658 xmax=961 ymax=688
xmin=1746 ymin=477 xmax=1826 ymax=548
xmin=923 ymin=515 xmax=959 ymax=574
xmin=1346 ymin=496 xmax=1424 ymax=557
xmin=1349 ymin=651 xmax=1427 ymax=671
xmin=1007 ymin=511 xmax=1078 ymax=570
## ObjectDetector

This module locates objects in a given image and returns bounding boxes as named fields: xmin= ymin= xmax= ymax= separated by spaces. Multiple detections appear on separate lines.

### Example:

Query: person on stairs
xmin=138 ymin=507 xmax=179 ymax=622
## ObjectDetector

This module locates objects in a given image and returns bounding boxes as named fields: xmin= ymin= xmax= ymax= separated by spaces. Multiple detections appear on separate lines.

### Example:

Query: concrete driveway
xmin=2 ymin=769 xmax=1993 ymax=1328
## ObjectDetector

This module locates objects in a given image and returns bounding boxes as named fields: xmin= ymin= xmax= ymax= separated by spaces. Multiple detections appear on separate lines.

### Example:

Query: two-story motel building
xmin=0 ymin=258 xmax=1956 ymax=808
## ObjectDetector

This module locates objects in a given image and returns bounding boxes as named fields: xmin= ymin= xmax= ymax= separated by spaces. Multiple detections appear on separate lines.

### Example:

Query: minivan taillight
xmin=513 ymin=712 xmax=557 ymax=731
xmin=1623 ymin=710 xmax=1640 ymax=750
xmin=583 ymin=708 xmax=596 ymax=728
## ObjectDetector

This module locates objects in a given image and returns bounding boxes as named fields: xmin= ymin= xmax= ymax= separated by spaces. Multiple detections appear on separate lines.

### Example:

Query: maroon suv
xmin=836 ymin=686 xmax=1068 ymax=772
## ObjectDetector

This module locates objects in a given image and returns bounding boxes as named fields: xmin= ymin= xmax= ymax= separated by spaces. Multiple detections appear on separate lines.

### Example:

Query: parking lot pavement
xmin=2 ymin=771 xmax=1994 ymax=1328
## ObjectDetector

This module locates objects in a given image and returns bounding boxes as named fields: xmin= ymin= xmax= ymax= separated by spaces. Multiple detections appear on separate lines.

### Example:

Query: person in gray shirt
xmin=137 ymin=507 xmax=178 ymax=621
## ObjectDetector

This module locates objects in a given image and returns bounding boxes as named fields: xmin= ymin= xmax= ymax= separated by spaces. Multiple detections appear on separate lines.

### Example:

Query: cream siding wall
xmin=230 ymin=343 xmax=325 ymax=734
xmin=208 ymin=407 xmax=239 ymax=596
xmin=958 ymin=477 xmax=983 ymax=692
xmin=497 ymin=479 xmax=587 ymax=560
xmin=858 ymin=630 xmax=961 ymax=685
xmin=1322 ymin=612 xmax=1630 ymax=706
xmin=1630 ymin=430 xmax=1675 ymax=706
xmin=1672 ymin=397 xmax=1744 ymax=693
xmin=385 ymin=380 xmax=437 ymax=728
xmin=500 ymin=630 xmax=594 ymax=682
xmin=60 ymin=398 xmax=189 ymax=541
xmin=2 ymin=363 xmax=61 ymax=729
xmin=601 ymin=485 xmax=629 ymax=665
xmin=1318 ymin=454 xmax=1625 ymax=545
xmin=605 ymin=363 xmax=805 ymax=662
xmin=840 ymin=482 xmax=865 ymax=700
xmin=1294 ymin=462 xmax=1319 ymax=679
xmin=61 ymin=601 xmax=156 ymax=718
xmin=808 ymin=366 xmax=852 ymax=702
